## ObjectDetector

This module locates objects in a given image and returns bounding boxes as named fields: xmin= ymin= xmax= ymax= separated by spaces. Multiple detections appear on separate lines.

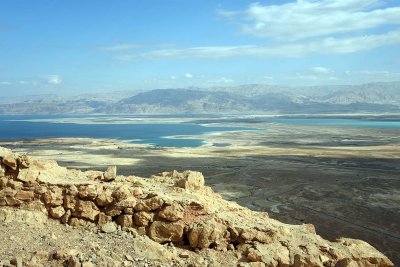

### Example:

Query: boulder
xmin=116 ymin=214 xmax=133 ymax=228
xmin=15 ymin=190 xmax=35 ymax=201
xmin=49 ymin=206 xmax=66 ymax=219
xmin=78 ymin=184 xmax=98 ymax=200
xmin=240 ymin=228 xmax=277 ymax=244
xmin=133 ymin=211 xmax=155 ymax=226
xmin=75 ymin=200 xmax=100 ymax=221
xmin=101 ymin=222 xmax=117 ymax=233
xmin=43 ymin=187 xmax=64 ymax=206
xmin=134 ymin=197 xmax=164 ymax=212
xmin=148 ymin=221 xmax=184 ymax=243
xmin=17 ymin=154 xmax=30 ymax=168
xmin=114 ymin=197 xmax=137 ymax=209
xmin=104 ymin=165 xmax=117 ymax=181
xmin=247 ymin=248 xmax=263 ymax=262
xmin=188 ymin=220 xmax=229 ymax=249
xmin=64 ymin=195 xmax=77 ymax=210
xmin=0 ymin=148 xmax=17 ymax=170
xmin=158 ymin=202 xmax=184 ymax=222
xmin=112 ymin=184 xmax=132 ymax=201
xmin=17 ymin=168 xmax=39 ymax=183
xmin=98 ymin=213 xmax=112 ymax=226
xmin=176 ymin=171 xmax=204 ymax=190
xmin=95 ymin=189 xmax=113 ymax=206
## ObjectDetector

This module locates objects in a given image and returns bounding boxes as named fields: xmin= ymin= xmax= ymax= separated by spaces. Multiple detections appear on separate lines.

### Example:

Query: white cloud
xmin=47 ymin=75 xmax=62 ymax=85
xmin=310 ymin=67 xmax=332 ymax=74
xmin=98 ymin=44 xmax=142 ymax=51
xmin=240 ymin=0 xmax=400 ymax=40
xmin=170 ymin=75 xmax=177 ymax=80
xmin=185 ymin=73 xmax=193 ymax=78
xmin=115 ymin=30 xmax=400 ymax=60
xmin=0 ymin=81 xmax=11 ymax=85
xmin=216 ymin=8 xmax=238 ymax=18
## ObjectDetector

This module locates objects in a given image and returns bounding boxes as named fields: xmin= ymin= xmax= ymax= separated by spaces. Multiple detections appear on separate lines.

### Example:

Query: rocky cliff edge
xmin=0 ymin=146 xmax=394 ymax=267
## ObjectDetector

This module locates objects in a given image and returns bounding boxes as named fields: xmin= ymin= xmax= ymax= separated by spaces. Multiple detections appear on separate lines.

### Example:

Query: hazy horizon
xmin=1 ymin=0 xmax=400 ymax=97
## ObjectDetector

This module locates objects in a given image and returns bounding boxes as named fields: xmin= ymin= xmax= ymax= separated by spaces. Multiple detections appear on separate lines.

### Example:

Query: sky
xmin=0 ymin=0 xmax=400 ymax=96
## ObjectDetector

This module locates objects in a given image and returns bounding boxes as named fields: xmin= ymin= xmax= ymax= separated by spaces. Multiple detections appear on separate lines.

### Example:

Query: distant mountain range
xmin=1 ymin=81 xmax=399 ymax=114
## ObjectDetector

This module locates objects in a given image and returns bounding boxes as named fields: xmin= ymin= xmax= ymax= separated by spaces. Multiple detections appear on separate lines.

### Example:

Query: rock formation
xmin=0 ymin=146 xmax=394 ymax=266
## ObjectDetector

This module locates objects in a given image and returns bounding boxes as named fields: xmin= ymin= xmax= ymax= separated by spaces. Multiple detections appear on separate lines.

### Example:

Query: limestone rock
xmin=158 ymin=202 xmax=184 ymax=222
xmin=104 ymin=165 xmax=117 ymax=181
xmin=17 ymin=154 xmax=30 ymax=168
xmin=247 ymin=248 xmax=263 ymax=262
xmin=69 ymin=217 xmax=90 ymax=227
xmin=78 ymin=184 xmax=98 ymax=200
xmin=17 ymin=168 xmax=39 ymax=183
xmin=134 ymin=196 xmax=164 ymax=212
xmin=49 ymin=206 xmax=66 ymax=219
xmin=53 ymin=248 xmax=80 ymax=260
xmin=61 ymin=209 xmax=71 ymax=224
xmin=134 ymin=211 xmax=155 ymax=226
xmin=104 ymin=204 xmax=122 ymax=217
xmin=114 ymin=197 xmax=137 ymax=209
xmin=112 ymin=184 xmax=132 ymax=201
xmin=101 ymin=222 xmax=117 ymax=233
xmin=131 ymin=187 xmax=143 ymax=196
xmin=240 ymin=228 xmax=277 ymax=244
xmin=82 ymin=262 xmax=95 ymax=267
xmin=1 ymin=150 xmax=17 ymax=170
xmin=64 ymin=195 xmax=77 ymax=210
xmin=148 ymin=221 xmax=184 ymax=244
xmin=188 ymin=220 xmax=229 ymax=249
xmin=98 ymin=213 xmax=112 ymax=226
xmin=75 ymin=200 xmax=100 ymax=221
xmin=43 ymin=187 xmax=64 ymax=206
xmin=176 ymin=171 xmax=204 ymax=190
xmin=0 ymin=177 xmax=7 ymax=188
xmin=0 ymin=163 xmax=6 ymax=177
xmin=0 ymin=208 xmax=47 ymax=225
xmin=95 ymin=189 xmax=113 ymax=206
xmin=15 ymin=190 xmax=35 ymax=201
xmin=116 ymin=214 xmax=133 ymax=228
xmin=84 ymin=170 xmax=103 ymax=180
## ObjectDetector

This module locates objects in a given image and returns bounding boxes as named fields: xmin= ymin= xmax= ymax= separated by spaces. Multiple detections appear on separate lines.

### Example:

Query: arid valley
xmin=2 ymin=116 xmax=399 ymax=265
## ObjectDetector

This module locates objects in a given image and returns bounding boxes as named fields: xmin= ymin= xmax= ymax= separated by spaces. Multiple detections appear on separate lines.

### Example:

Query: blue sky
xmin=1 ymin=0 xmax=400 ymax=96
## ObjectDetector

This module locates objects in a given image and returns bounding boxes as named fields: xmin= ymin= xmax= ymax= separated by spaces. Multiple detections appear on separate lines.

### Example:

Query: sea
xmin=1 ymin=114 xmax=400 ymax=147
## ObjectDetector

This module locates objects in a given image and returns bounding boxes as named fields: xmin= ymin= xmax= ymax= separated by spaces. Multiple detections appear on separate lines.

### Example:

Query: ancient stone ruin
xmin=0 ymin=146 xmax=394 ymax=266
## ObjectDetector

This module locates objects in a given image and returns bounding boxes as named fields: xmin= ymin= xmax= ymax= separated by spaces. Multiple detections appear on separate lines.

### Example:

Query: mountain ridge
xmin=1 ymin=81 xmax=399 ymax=114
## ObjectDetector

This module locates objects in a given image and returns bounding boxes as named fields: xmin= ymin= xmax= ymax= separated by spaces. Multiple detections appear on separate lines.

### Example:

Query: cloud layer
xmin=241 ymin=0 xmax=400 ymax=40
xmin=109 ymin=0 xmax=400 ymax=61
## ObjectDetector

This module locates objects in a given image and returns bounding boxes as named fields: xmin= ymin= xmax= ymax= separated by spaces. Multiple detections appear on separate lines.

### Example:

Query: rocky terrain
xmin=0 ymin=146 xmax=395 ymax=266
xmin=0 ymin=81 xmax=399 ymax=114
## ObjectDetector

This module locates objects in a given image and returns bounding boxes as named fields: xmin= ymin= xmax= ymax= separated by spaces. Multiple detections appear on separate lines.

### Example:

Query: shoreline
xmin=1 ymin=123 xmax=400 ymax=264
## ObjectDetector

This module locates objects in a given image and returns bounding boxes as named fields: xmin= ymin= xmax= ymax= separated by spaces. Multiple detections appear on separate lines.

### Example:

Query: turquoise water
xmin=1 ymin=115 xmax=399 ymax=147
xmin=0 ymin=115 xmax=248 ymax=147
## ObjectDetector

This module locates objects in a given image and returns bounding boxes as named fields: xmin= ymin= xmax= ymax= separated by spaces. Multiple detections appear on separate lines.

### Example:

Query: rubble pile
xmin=0 ymin=146 xmax=394 ymax=266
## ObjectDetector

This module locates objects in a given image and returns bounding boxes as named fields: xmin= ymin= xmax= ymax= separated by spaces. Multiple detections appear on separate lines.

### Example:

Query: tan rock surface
xmin=0 ymin=146 xmax=394 ymax=267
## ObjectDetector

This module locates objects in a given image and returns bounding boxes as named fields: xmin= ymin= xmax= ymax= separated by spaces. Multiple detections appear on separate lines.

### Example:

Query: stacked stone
xmin=0 ymin=147 xmax=394 ymax=267
xmin=0 ymin=147 xmax=238 ymax=251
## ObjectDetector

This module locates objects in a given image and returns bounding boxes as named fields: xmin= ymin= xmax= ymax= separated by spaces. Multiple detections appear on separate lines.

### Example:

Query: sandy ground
xmin=1 ymin=123 xmax=400 ymax=265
